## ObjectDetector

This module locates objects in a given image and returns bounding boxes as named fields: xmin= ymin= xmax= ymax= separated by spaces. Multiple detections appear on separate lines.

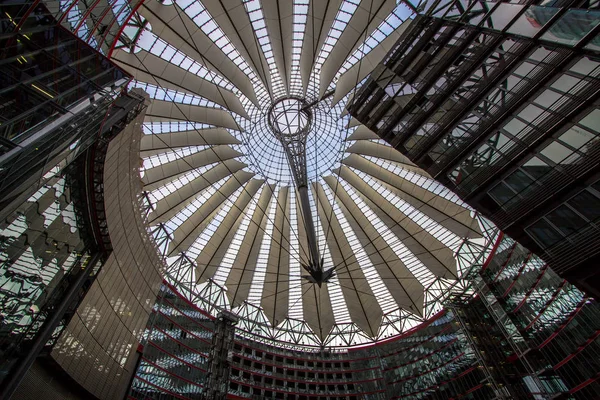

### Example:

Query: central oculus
xmin=267 ymin=97 xmax=312 ymax=138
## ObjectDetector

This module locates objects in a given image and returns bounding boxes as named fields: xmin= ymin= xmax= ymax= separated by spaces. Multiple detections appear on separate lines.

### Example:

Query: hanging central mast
xmin=267 ymin=97 xmax=334 ymax=285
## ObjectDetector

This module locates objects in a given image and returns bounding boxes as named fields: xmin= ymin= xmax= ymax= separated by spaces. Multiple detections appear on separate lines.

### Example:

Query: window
xmin=505 ymin=169 xmax=535 ymax=192
xmin=522 ymin=157 xmax=550 ymax=180
xmin=569 ymin=189 xmax=600 ymax=222
xmin=518 ymin=104 xmax=545 ymax=124
xmin=540 ymin=141 xmax=576 ymax=164
xmin=580 ymin=109 xmax=600 ymax=133
xmin=527 ymin=219 xmax=563 ymax=247
xmin=489 ymin=182 xmax=517 ymax=207
xmin=545 ymin=205 xmax=587 ymax=236
xmin=558 ymin=125 xmax=596 ymax=152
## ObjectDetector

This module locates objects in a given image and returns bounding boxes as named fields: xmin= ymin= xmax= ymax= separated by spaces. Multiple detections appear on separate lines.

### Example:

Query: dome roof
xmin=113 ymin=0 xmax=494 ymax=347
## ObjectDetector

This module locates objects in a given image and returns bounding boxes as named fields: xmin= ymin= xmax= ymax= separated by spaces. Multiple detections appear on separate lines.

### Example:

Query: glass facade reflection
xmin=348 ymin=0 xmax=600 ymax=298
xmin=0 ymin=1 xmax=130 ymax=215
xmin=475 ymin=234 xmax=600 ymax=398
xmin=0 ymin=162 xmax=95 ymax=374
xmin=0 ymin=1 xmax=147 ymax=397
xmin=128 ymin=283 xmax=213 ymax=399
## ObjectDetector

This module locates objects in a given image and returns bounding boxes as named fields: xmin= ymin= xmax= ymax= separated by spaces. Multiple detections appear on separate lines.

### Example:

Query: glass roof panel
xmin=70 ymin=0 xmax=498 ymax=348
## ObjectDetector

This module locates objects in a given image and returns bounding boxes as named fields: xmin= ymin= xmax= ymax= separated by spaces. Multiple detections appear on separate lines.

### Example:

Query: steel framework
xmin=347 ymin=0 xmax=600 ymax=296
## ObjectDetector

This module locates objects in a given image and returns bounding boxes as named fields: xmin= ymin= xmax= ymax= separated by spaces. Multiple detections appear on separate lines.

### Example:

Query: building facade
xmin=0 ymin=0 xmax=131 ymax=214
xmin=127 ymin=235 xmax=600 ymax=399
xmin=347 ymin=0 xmax=600 ymax=298
xmin=0 ymin=2 xmax=158 ymax=399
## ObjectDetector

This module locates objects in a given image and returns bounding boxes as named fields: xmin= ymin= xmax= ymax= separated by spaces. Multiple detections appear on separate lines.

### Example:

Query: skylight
xmin=61 ymin=0 xmax=498 ymax=348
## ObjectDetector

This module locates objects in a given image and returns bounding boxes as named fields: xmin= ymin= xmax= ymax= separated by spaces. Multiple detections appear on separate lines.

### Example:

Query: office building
xmin=347 ymin=0 xmax=600 ymax=297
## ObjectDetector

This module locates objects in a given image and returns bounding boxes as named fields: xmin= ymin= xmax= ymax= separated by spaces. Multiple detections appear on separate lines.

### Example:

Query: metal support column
xmin=203 ymin=310 xmax=238 ymax=400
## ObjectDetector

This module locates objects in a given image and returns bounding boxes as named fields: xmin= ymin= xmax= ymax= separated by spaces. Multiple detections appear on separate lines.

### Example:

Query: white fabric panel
xmin=140 ymin=128 xmax=241 ymax=157
xmin=319 ymin=0 xmax=395 ymax=97
xmin=225 ymin=184 xmax=275 ymax=306
xmin=168 ymin=171 xmax=254 ymax=255
xmin=341 ymin=92 xmax=353 ymax=118
xmin=263 ymin=0 xmax=294 ymax=92
xmin=346 ymin=125 xmax=379 ymax=141
xmin=139 ymin=0 xmax=260 ymax=106
xmin=261 ymin=187 xmax=290 ymax=326
xmin=301 ymin=282 xmax=335 ymax=341
xmin=199 ymin=0 xmax=272 ymax=92
xmin=299 ymin=0 xmax=343 ymax=95
xmin=332 ymin=19 xmax=411 ymax=104
xmin=142 ymin=145 xmax=242 ymax=190
xmin=144 ymin=99 xmax=241 ymax=130
xmin=346 ymin=117 xmax=362 ymax=128
xmin=196 ymin=179 xmax=264 ymax=280
xmin=148 ymin=159 xmax=246 ymax=223
xmin=346 ymin=141 xmax=419 ymax=169
xmin=112 ymin=50 xmax=249 ymax=118
xmin=294 ymin=193 xmax=311 ymax=267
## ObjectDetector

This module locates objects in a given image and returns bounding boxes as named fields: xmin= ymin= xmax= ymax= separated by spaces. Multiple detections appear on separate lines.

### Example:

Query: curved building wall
xmin=228 ymin=312 xmax=488 ymax=400
xmin=0 ymin=2 xmax=131 ymax=385
xmin=50 ymin=90 xmax=166 ymax=400
xmin=128 ymin=284 xmax=494 ymax=400
xmin=127 ymin=233 xmax=600 ymax=400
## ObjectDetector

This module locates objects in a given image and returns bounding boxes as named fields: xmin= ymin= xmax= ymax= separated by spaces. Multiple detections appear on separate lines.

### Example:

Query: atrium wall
xmin=227 ymin=311 xmax=490 ymax=400
xmin=127 ymin=233 xmax=600 ymax=400
xmin=127 ymin=283 xmax=494 ymax=400
xmin=347 ymin=0 xmax=600 ymax=298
